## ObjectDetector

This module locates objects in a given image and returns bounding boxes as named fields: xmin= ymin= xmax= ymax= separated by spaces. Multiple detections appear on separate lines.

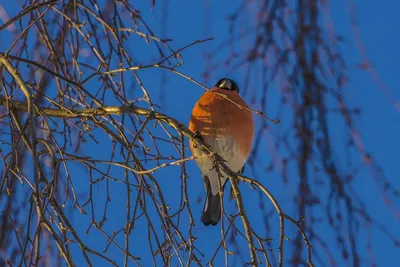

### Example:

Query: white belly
xmin=192 ymin=136 xmax=247 ymax=195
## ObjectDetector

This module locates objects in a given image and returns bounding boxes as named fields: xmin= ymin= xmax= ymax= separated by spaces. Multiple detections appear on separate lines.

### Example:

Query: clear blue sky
xmin=0 ymin=0 xmax=399 ymax=266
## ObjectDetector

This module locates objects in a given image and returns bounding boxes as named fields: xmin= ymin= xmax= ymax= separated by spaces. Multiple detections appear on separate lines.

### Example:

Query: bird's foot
xmin=193 ymin=131 xmax=203 ymax=148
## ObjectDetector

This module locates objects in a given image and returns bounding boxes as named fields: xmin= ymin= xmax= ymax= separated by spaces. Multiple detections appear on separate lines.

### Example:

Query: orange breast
xmin=189 ymin=88 xmax=254 ymax=157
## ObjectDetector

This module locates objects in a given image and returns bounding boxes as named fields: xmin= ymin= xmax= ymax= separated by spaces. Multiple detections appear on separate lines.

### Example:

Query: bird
xmin=188 ymin=78 xmax=254 ymax=226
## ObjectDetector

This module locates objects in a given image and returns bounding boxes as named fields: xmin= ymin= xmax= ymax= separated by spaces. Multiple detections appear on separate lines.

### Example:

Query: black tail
xmin=201 ymin=184 xmax=222 ymax=226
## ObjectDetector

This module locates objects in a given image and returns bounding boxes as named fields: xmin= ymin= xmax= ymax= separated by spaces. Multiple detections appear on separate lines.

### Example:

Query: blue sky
xmin=0 ymin=0 xmax=399 ymax=266
xmin=142 ymin=1 xmax=400 ymax=264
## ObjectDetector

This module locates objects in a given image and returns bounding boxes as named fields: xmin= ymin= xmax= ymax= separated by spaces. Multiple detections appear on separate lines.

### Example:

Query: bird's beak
xmin=220 ymin=79 xmax=232 ymax=90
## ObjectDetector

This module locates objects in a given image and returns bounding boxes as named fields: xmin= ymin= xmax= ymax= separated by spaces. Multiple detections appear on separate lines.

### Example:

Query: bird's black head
xmin=215 ymin=78 xmax=239 ymax=93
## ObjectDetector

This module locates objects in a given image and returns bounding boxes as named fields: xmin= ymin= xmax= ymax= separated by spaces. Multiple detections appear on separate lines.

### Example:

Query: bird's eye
xmin=230 ymin=80 xmax=239 ymax=93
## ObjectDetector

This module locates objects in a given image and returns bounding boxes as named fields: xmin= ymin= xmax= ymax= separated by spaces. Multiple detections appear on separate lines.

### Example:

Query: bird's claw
xmin=193 ymin=131 xmax=203 ymax=148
